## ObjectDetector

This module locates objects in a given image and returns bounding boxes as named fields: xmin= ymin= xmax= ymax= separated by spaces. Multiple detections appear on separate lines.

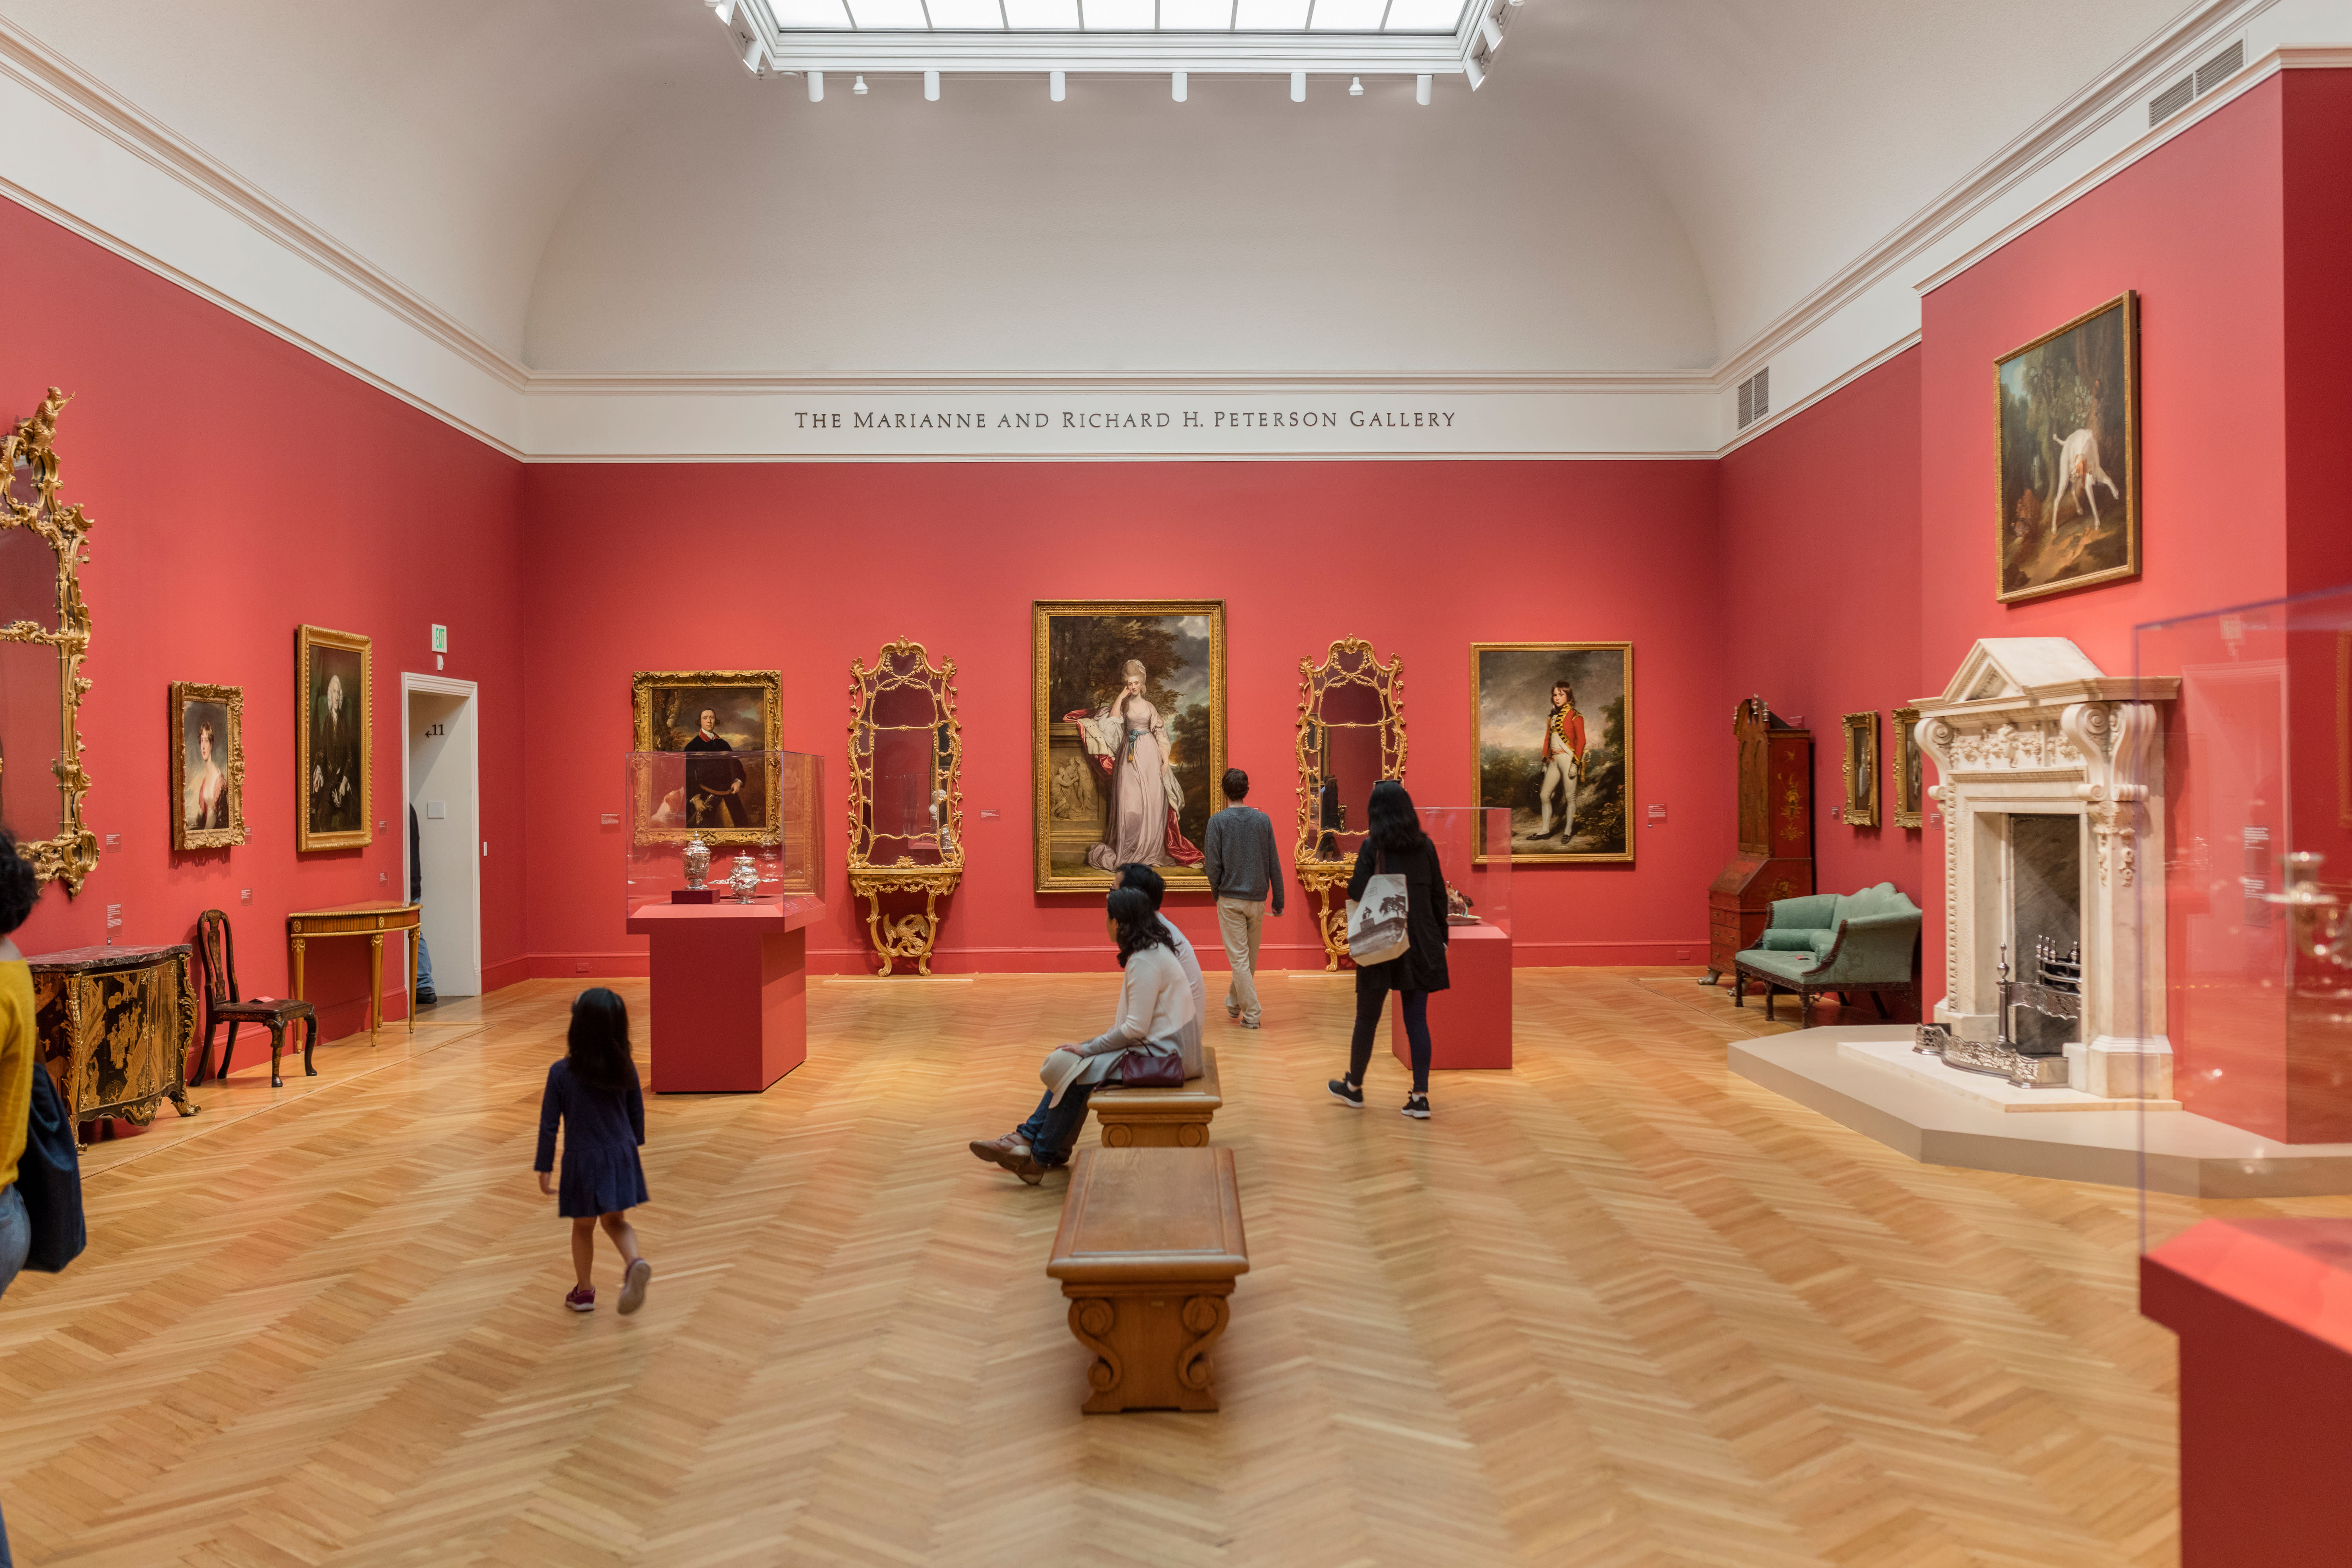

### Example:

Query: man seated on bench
xmin=969 ymin=867 xmax=1203 ymax=1183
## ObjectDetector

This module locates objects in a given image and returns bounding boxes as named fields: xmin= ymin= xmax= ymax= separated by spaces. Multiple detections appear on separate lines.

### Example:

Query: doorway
xmin=403 ymin=674 xmax=481 ymax=1002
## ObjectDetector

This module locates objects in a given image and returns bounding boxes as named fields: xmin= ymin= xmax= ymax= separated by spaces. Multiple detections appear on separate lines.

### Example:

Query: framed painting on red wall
xmin=1995 ymin=290 xmax=2140 ymax=604
xmin=296 ymin=624 xmax=371 ymax=852
xmin=1469 ymin=642 xmax=1633 ymax=866
xmin=1033 ymin=599 xmax=1225 ymax=893
xmin=170 ymin=681 xmax=245 ymax=851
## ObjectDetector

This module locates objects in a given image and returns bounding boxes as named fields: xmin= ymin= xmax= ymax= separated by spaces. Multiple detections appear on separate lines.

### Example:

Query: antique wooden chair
xmin=192 ymin=909 xmax=318 ymax=1089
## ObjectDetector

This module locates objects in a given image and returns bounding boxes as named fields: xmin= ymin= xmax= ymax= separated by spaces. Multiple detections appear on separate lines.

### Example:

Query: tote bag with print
xmin=1344 ymin=848 xmax=1412 ymax=967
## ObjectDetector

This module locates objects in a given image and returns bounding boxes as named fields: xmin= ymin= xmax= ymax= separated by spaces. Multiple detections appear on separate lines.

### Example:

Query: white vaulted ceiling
xmin=0 ymin=0 xmax=2220 ymax=384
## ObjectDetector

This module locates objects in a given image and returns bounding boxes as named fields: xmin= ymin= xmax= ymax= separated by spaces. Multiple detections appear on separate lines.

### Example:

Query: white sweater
xmin=1043 ymin=943 xmax=1195 ymax=1103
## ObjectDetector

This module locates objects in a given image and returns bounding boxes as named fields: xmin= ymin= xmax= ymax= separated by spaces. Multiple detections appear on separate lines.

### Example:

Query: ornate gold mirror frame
xmin=2 ymin=389 xmax=99 ymax=893
xmin=846 ymin=637 xmax=964 ymax=975
xmin=1293 ymin=637 xmax=1406 ymax=969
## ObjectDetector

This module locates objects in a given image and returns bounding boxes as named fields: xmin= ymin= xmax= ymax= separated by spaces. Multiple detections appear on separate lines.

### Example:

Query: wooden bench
xmin=1047 ymin=1146 xmax=1249 ymax=1413
xmin=1089 ymin=1045 xmax=1222 ymax=1147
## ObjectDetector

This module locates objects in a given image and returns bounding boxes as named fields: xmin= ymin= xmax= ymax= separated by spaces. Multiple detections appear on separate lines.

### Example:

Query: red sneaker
xmin=565 ymin=1286 xmax=596 ymax=1312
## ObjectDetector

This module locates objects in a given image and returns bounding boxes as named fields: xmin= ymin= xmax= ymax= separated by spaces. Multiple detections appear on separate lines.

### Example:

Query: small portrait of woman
xmin=170 ymin=682 xmax=245 ymax=849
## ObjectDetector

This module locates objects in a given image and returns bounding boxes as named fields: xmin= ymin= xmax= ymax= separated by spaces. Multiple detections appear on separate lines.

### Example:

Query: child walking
xmin=535 ymin=987 xmax=653 ymax=1314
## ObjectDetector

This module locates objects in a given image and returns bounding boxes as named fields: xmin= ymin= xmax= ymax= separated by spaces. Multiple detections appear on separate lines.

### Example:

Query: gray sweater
xmin=1203 ymin=804 xmax=1285 ymax=914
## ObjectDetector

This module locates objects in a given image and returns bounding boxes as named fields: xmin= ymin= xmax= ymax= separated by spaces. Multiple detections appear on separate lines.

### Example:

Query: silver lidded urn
xmin=728 ymin=852 xmax=760 ymax=904
xmin=682 ymin=834 xmax=711 ymax=890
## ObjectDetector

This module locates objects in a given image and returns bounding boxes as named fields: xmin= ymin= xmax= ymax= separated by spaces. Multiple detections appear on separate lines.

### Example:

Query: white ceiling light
xmin=808 ymin=68 xmax=825 ymax=100
xmin=852 ymin=72 xmax=869 ymax=93
xmin=1049 ymin=69 xmax=1066 ymax=100
xmin=1349 ymin=75 xmax=1363 ymax=95
xmin=1290 ymin=70 xmax=1305 ymax=101
xmin=924 ymin=69 xmax=941 ymax=99
xmin=1415 ymin=72 xmax=1430 ymax=104
xmin=1171 ymin=70 xmax=1187 ymax=102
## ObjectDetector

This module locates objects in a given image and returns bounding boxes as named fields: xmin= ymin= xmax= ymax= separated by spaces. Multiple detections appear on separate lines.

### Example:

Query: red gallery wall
xmin=516 ymin=460 xmax=1729 ymax=977
xmin=1 ymin=198 xmax=530 ymax=1052
xmin=1720 ymin=350 xmax=1926 ymax=929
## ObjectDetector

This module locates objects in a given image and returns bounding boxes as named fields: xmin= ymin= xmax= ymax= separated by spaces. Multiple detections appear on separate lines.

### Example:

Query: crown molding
xmin=521 ymin=368 xmax=1715 ymax=397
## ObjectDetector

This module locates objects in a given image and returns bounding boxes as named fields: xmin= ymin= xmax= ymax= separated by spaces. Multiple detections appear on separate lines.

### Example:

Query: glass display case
xmin=2134 ymin=584 xmax=2352 ymax=1215
xmin=623 ymin=749 xmax=824 ymax=922
xmin=1419 ymin=806 xmax=1512 ymax=939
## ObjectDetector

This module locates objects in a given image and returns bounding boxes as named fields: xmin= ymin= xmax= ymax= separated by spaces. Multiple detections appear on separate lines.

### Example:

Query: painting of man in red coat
xmin=1531 ymin=681 xmax=1587 ymax=841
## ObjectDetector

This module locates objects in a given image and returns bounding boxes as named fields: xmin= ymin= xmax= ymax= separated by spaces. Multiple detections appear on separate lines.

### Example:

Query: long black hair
xmin=0 ymin=829 xmax=37 ymax=938
xmin=1366 ymin=779 xmax=1429 ymax=855
xmin=1107 ymin=886 xmax=1174 ymax=967
xmin=566 ymin=986 xmax=639 ymax=1094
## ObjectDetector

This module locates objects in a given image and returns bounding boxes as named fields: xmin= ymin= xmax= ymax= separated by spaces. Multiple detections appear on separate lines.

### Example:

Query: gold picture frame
xmin=0 ymin=388 xmax=100 ymax=893
xmin=1889 ymin=705 xmax=1923 ymax=829
xmin=296 ymin=625 xmax=372 ymax=851
xmin=1996 ymin=290 xmax=2140 ymax=604
xmin=1033 ymin=599 xmax=1226 ymax=893
xmin=1840 ymin=710 xmax=1880 ymax=828
xmin=630 ymin=669 xmax=783 ymax=848
xmin=170 ymin=682 xmax=246 ymax=850
xmin=1469 ymin=642 xmax=1634 ymax=865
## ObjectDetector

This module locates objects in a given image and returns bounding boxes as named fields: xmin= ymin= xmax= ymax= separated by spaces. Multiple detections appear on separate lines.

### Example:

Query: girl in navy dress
xmin=535 ymin=988 xmax=653 ymax=1314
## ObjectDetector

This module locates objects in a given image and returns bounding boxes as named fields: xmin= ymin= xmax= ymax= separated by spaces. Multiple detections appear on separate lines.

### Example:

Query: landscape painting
xmin=1996 ymin=291 xmax=2139 ymax=604
xmin=1471 ymin=642 xmax=1632 ymax=865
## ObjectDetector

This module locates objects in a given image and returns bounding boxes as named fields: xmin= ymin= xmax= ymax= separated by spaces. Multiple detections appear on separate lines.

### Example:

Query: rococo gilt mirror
xmin=1 ymin=388 xmax=99 ymax=893
xmin=846 ymin=637 xmax=964 ymax=975
xmin=1294 ymin=636 xmax=1406 ymax=968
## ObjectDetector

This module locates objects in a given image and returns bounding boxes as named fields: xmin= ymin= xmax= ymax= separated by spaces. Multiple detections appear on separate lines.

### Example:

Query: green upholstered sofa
xmin=1732 ymin=882 xmax=1922 ymax=1027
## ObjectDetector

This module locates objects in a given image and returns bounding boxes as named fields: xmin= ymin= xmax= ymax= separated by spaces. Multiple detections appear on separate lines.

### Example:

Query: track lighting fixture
xmin=1050 ymin=69 xmax=1065 ymax=101
xmin=808 ymin=69 xmax=824 ymax=102
xmin=852 ymin=73 xmax=869 ymax=94
xmin=925 ymin=69 xmax=940 ymax=100
xmin=1290 ymin=71 xmax=1305 ymax=102
xmin=1416 ymin=73 xmax=1431 ymax=105
xmin=1462 ymin=53 xmax=1483 ymax=89
xmin=1348 ymin=76 xmax=1363 ymax=96
xmin=1172 ymin=70 xmax=1187 ymax=102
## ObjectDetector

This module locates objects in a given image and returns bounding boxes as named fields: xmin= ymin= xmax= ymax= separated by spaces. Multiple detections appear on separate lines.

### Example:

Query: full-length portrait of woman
xmin=1066 ymin=659 xmax=1201 ymax=872
xmin=185 ymin=717 xmax=227 ymax=831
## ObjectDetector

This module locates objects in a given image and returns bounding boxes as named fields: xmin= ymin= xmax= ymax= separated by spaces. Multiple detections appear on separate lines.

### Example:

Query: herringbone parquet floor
xmin=2 ymin=968 xmax=2343 ymax=1568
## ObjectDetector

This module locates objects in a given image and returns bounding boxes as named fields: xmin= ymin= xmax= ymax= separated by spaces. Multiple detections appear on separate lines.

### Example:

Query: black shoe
xmin=415 ymin=987 xmax=437 ymax=1007
xmin=1327 ymin=1077 xmax=1365 ymax=1108
xmin=1401 ymin=1093 xmax=1431 ymax=1120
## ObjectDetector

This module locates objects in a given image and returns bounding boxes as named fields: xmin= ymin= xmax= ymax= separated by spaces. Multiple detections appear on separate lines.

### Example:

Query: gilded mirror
xmin=1294 ymin=637 xmax=1406 ymax=967
xmin=1 ymin=389 xmax=98 ymax=893
xmin=847 ymin=638 xmax=963 ymax=975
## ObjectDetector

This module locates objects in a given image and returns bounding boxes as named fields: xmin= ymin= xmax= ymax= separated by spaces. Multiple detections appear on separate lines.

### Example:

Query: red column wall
xmin=515 ymin=459 xmax=1728 ymax=976
xmin=0 ymin=198 xmax=530 ymax=1048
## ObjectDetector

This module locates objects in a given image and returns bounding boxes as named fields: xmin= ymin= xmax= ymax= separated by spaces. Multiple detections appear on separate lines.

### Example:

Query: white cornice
xmin=522 ymin=369 xmax=1714 ymax=396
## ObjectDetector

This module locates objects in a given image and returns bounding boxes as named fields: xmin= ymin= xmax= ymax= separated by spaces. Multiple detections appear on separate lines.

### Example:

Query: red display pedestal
xmin=1393 ymin=923 xmax=1513 ymax=1070
xmin=623 ymin=901 xmax=820 ymax=1093
xmin=2141 ymin=1218 xmax=2352 ymax=1568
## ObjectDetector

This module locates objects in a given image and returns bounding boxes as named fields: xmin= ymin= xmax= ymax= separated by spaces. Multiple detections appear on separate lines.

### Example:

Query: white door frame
xmin=401 ymin=672 xmax=483 ymax=999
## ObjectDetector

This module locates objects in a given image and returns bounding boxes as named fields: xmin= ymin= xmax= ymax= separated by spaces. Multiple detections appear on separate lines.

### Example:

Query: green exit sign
xmin=430 ymin=624 xmax=447 ymax=653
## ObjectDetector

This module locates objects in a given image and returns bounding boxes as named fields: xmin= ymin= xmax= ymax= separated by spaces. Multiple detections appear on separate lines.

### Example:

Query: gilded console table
xmin=29 ymin=943 xmax=199 ymax=1125
xmin=287 ymin=901 xmax=420 ymax=1037
xmin=1296 ymin=858 xmax=1357 ymax=971
xmin=848 ymin=863 xmax=962 ymax=976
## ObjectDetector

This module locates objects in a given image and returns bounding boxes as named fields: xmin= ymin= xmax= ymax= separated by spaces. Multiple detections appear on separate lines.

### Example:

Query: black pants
xmin=1347 ymin=978 xmax=1431 ymax=1095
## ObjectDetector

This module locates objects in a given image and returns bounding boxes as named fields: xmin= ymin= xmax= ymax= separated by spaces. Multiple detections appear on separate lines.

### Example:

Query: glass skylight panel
xmin=1002 ymin=0 xmax=1080 ymax=25
xmin=1378 ymin=0 xmax=1463 ymax=29
xmin=1232 ymin=0 xmax=1310 ymax=28
xmin=1307 ymin=0 xmax=1386 ymax=27
xmin=924 ymin=0 xmax=1005 ymax=25
xmin=1081 ymin=0 xmax=1155 ymax=26
xmin=1157 ymin=0 xmax=1233 ymax=25
xmin=771 ymin=0 xmax=854 ymax=25
xmin=845 ymin=0 xmax=931 ymax=25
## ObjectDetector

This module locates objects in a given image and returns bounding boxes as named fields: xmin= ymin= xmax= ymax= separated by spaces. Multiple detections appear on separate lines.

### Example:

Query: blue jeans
xmin=1015 ymin=1083 xmax=1097 ymax=1166
xmin=0 ymin=1182 xmax=24 ymax=1568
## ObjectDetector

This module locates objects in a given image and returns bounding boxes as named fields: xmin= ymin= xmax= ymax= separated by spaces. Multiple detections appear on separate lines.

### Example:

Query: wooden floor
xmin=4 ymin=968 xmax=2345 ymax=1567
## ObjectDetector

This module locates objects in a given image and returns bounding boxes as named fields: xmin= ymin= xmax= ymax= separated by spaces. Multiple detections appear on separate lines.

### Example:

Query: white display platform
xmin=1733 ymin=1025 xmax=2352 ymax=1197
xmin=1833 ymin=1037 xmax=2180 ymax=1114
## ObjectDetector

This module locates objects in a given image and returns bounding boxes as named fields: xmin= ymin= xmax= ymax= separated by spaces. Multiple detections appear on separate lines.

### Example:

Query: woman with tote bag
xmin=1327 ymin=781 xmax=1452 ymax=1118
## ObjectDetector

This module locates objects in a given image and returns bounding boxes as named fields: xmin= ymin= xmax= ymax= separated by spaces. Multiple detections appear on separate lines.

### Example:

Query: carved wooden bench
xmin=1088 ymin=1045 xmax=1222 ymax=1147
xmin=1047 ymin=1145 xmax=1249 ymax=1413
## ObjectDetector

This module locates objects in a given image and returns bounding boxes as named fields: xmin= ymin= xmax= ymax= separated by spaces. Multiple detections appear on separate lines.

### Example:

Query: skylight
xmin=707 ymin=0 xmax=1519 ymax=96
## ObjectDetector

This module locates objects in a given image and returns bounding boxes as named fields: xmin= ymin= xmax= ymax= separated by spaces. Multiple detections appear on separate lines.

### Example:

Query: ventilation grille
xmin=2151 ymin=38 xmax=2243 ymax=126
xmin=1736 ymin=366 xmax=1769 ymax=430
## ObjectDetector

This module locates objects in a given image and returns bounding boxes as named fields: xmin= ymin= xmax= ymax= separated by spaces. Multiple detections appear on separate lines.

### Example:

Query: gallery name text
xmin=791 ymin=409 xmax=1459 ymax=431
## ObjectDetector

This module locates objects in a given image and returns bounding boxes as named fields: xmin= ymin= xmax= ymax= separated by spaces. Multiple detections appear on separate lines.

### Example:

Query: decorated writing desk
xmin=286 ymin=902 xmax=420 ymax=1038
xmin=624 ymin=899 xmax=822 ymax=1092
xmin=29 ymin=943 xmax=200 ymax=1125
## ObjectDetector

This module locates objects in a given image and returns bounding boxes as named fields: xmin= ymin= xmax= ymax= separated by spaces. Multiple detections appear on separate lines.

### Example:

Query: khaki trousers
xmin=1215 ymin=897 xmax=1266 ymax=1025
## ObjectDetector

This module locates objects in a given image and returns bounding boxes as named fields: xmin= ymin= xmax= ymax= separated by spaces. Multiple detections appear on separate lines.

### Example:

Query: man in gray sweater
xmin=1201 ymin=768 xmax=1284 ymax=1029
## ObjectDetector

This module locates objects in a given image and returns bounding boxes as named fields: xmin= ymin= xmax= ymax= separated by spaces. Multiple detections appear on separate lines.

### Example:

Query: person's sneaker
xmin=617 ymin=1258 xmax=652 ymax=1315
xmin=1226 ymin=1004 xmax=1241 ymax=1020
xmin=1239 ymin=1018 xmax=1261 ymax=1030
xmin=1401 ymin=1093 xmax=1432 ymax=1120
xmin=565 ymin=1286 xmax=596 ymax=1312
xmin=1328 ymin=1077 xmax=1364 ymax=1107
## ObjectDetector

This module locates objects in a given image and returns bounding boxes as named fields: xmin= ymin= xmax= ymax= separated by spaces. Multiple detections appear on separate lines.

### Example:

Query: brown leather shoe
xmin=969 ymin=1134 xmax=1045 ymax=1184
xmin=969 ymin=1133 xmax=1024 ymax=1164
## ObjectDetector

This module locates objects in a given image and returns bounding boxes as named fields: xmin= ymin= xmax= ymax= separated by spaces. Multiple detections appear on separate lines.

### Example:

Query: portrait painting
xmin=1033 ymin=600 xmax=1225 ymax=892
xmin=170 ymin=681 xmax=245 ymax=850
xmin=1891 ymin=705 xmax=1924 ymax=829
xmin=296 ymin=625 xmax=371 ymax=851
xmin=1470 ymin=643 xmax=1632 ymax=865
xmin=1997 ymin=291 xmax=2139 ymax=604
xmin=1841 ymin=710 xmax=1880 ymax=828
xmin=631 ymin=669 xmax=781 ymax=846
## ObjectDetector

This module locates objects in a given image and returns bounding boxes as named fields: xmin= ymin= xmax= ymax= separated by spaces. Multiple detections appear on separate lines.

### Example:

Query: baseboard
xmin=520 ymin=938 xmax=1712 ymax=978
xmin=482 ymin=956 xmax=532 ymax=993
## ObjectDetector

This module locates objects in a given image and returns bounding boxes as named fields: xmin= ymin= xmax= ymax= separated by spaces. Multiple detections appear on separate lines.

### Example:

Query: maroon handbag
xmin=1111 ymin=1049 xmax=1185 ymax=1088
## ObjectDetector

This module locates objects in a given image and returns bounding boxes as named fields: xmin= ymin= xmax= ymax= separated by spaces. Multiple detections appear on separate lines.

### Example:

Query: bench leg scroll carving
xmin=1069 ymin=1297 xmax=1123 ymax=1404
xmin=1175 ymin=1295 xmax=1228 ymax=1396
xmin=1065 ymin=1283 xmax=1232 ymax=1413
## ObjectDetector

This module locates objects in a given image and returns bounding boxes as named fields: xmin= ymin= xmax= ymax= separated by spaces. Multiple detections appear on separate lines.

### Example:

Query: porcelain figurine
xmin=682 ymin=834 xmax=711 ymax=889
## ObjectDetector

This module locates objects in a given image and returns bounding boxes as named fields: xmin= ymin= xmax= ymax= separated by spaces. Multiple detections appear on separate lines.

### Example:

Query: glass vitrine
xmin=623 ymin=749 xmax=824 ymax=921
xmin=1294 ymin=637 xmax=1408 ymax=968
xmin=846 ymin=639 xmax=963 ymax=974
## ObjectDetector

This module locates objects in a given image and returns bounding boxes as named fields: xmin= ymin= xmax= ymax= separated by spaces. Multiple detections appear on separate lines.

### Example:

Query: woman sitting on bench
xmin=969 ymin=886 xmax=1196 ymax=1184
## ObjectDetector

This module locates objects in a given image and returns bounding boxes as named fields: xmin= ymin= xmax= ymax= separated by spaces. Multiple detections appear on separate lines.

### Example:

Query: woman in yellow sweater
xmin=0 ymin=828 xmax=40 ymax=1568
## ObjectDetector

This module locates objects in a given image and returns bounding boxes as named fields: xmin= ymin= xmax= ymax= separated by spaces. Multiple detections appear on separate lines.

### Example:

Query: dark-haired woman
xmin=0 ymin=830 xmax=36 ymax=1567
xmin=970 ymin=886 xmax=1195 ymax=1184
xmin=1328 ymin=779 xmax=1450 ymax=1118
xmin=534 ymin=987 xmax=653 ymax=1314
